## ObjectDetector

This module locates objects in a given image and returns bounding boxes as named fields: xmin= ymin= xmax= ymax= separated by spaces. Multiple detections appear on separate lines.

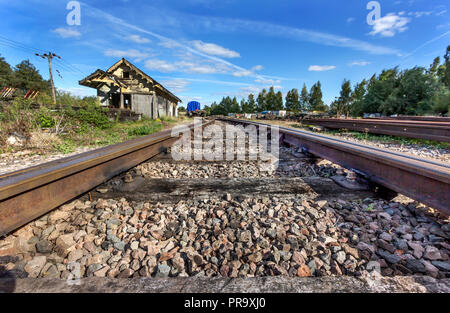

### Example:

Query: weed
xmin=53 ymin=140 xmax=76 ymax=154
xmin=127 ymin=123 xmax=162 ymax=137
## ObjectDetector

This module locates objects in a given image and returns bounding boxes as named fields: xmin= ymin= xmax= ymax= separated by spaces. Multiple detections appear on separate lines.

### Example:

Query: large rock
xmin=35 ymin=240 xmax=54 ymax=254
xmin=48 ymin=210 xmax=70 ymax=223
xmin=405 ymin=259 xmax=426 ymax=273
xmin=424 ymin=246 xmax=442 ymax=261
xmin=24 ymin=256 xmax=47 ymax=278
xmin=378 ymin=250 xmax=401 ymax=264
xmin=432 ymin=261 xmax=450 ymax=272
xmin=55 ymin=233 xmax=76 ymax=257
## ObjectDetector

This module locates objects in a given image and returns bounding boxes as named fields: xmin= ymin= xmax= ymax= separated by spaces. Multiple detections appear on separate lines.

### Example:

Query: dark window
xmin=123 ymin=72 xmax=130 ymax=79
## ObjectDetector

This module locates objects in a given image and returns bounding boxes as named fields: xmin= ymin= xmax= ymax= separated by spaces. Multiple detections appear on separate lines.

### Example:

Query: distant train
xmin=187 ymin=101 xmax=205 ymax=117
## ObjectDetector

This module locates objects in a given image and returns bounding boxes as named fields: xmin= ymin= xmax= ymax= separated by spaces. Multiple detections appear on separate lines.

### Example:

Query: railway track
xmin=366 ymin=116 xmax=450 ymax=123
xmin=302 ymin=117 xmax=450 ymax=142
xmin=0 ymin=118 xmax=449 ymax=285
xmin=0 ymin=119 xmax=215 ymax=236
xmin=220 ymin=117 xmax=450 ymax=215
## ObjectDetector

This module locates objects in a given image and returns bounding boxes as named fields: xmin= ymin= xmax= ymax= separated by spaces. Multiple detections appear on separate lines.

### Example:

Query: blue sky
xmin=0 ymin=0 xmax=449 ymax=107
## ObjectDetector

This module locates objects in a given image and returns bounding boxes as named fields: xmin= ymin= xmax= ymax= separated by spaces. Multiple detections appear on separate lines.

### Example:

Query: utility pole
xmin=35 ymin=52 xmax=61 ymax=106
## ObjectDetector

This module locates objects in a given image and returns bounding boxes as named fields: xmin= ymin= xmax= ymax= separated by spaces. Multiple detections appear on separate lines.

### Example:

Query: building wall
xmin=132 ymin=94 xmax=153 ymax=118
xmin=90 ymin=63 xmax=179 ymax=119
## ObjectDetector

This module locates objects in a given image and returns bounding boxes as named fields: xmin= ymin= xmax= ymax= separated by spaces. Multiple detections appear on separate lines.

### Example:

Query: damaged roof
xmin=79 ymin=58 xmax=181 ymax=103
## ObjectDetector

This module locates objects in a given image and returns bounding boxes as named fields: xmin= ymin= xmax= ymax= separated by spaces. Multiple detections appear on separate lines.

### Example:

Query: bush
xmin=432 ymin=89 xmax=450 ymax=115
xmin=0 ymin=98 xmax=36 ymax=143
xmin=65 ymin=104 xmax=112 ymax=129
xmin=53 ymin=140 xmax=76 ymax=154
xmin=127 ymin=123 xmax=162 ymax=137
xmin=36 ymin=107 xmax=56 ymax=128
xmin=159 ymin=116 xmax=175 ymax=123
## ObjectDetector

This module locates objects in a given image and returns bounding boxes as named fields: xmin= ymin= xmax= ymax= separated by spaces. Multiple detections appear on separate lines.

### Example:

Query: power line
xmin=0 ymin=39 xmax=37 ymax=54
xmin=54 ymin=58 xmax=86 ymax=75
xmin=0 ymin=35 xmax=47 ymax=53
xmin=0 ymin=34 xmax=88 ymax=76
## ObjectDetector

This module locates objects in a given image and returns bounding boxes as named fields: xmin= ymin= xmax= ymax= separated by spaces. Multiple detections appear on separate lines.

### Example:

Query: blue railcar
xmin=187 ymin=101 xmax=201 ymax=112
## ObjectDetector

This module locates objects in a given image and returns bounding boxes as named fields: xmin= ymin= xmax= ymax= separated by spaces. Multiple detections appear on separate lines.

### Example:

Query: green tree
xmin=275 ymin=91 xmax=284 ymax=110
xmin=429 ymin=57 xmax=441 ymax=77
xmin=285 ymin=88 xmax=300 ymax=111
xmin=247 ymin=94 xmax=256 ymax=113
xmin=432 ymin=87 xmax=450 ymax=115
xmin=203 ymin=105 xmax=211 ymax=116
xmin=265 ymin=87 xmax=277 ymax=110
xmin=0 ymin=54 xmax=13 ymax=87
xmin=361 ymin=68 xmax=399 ymax=114
xmin=231 ymin=97 xmax=240 ymax=113
xmin=336 ymin=79 xmax=352 ymax=117
xmin=350 ymin=79 xmax=367 ymax=116
xmin=222 ymin=96 xmax=233 ymax=114
xmin=299 ymin=84 xmax=310 ymax=111
xmin=309 ymin=81 xmax=327 ymax=112
xmin=443 ymin=45 xmax=450 ymax=88
xmin=257 ymin=89 xmax=267 ymax=111
xmin=240 ymin=98 xmax=248 ymax=113
xmin=12 ymin=60 xmax=50 ymax=92
xmin=384 ymin=67 xmax=438 ymax=115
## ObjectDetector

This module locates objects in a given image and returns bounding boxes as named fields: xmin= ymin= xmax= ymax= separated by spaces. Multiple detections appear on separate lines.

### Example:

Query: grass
xmin=0 ymin=102 xmax=190 ymax=154
xmin=57 ymin=117 xmax=185 ymax=153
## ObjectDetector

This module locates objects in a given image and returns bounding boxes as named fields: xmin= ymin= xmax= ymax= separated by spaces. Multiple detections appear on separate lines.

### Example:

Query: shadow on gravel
xmin=0 ymin=266 xmax=16 ymax=293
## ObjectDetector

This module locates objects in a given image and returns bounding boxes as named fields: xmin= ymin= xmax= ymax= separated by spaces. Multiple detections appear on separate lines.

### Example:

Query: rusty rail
xmin=0 ymin=119 xmax=215 ymax=236
xmin=365 ymin=116 xmax=450 ymax=123
xmin=302 ymin=118 xmax=450 ymax=142
xmin=219 ymin=117 xmax=450 ymax=215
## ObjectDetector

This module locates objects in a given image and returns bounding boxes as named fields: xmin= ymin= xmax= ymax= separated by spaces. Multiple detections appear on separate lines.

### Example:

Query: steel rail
xmin=219 ymin=117 xmax=450 ymax=215
xmin=365 ymin=116 xmax=450 ymax=123
xmin=302 ymin=118 xmax=450 ymax=142
xmin=0 ymin=119 xmax=215 ymax=236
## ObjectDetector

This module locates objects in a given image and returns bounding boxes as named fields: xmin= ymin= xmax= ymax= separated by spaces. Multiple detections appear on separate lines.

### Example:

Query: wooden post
xmin=47 ymin=54 xmax=56 ymax=106
xmin=120 ymin=93 xmax=124 ymax=109
xmin=35 ymin=52 xmax=61 ymax=107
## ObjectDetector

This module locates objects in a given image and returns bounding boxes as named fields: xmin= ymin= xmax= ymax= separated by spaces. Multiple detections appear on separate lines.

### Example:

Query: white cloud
xmin=408 ymin=11 xmax=432 ymax=18
xmin=104 ymin=49 xmax=150 ymax=61
xmin=252 ymin=65 xmax=264 ymax=71
xmin=191 ymin=40 xmax=240 ymax=58
xmin=350 ymin=61 xmax=371 ymax=66
xmin=232 ymin=70 xmax=253 ymax=77
xmin=347 ymin=17 xmax=355 ymax=23
xmin=233 ymin=85 xmax=283 ymax=98
xmin=369 ymin=13 xmax=410 ymax=37
xmin=144 ymin=59 xmax=227 ymax=74
xmin=127 ymin=35 xmax=151 ymax=43
xmin=231 ymin=65 xmax=263 ymax=77
xmin=52 ymin=27 xmax=81 ymax=38
xmin=186 ymin=14 xmax=401 ymax=55
xmin=255 ymin=78 xmax=281 ymax=85
xmin=58 ymin=87 xmax=95 ymax=97
xmin=145 ymin=59 xmax=178 ymax=72
xmin=437 ymin=23 xmax=450 ymax=29
xmin=158 ymin=40 xmax=181 ymax=49
xmin=436 ymin=9 xmax=447 ymax=16
xmin=308 ymin=65 xmax=336 ymax=72
xmin=160 ymin=79 xmax=190 ymax=93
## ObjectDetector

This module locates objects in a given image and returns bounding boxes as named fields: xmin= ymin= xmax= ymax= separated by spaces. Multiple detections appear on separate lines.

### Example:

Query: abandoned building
xmin=79 ymin=58 xmax=181 ymax=119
